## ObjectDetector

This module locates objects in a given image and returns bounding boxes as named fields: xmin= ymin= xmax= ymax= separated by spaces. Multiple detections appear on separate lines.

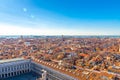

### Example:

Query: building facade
xmin=0 ymin=58 xmax=77 ymax=80
xmin=0 ymin=58 xmax=31 ymax=79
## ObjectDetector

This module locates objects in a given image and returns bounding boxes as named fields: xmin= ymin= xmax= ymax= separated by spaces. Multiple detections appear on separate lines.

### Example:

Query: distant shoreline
xmin=0 ymin=35 xmax=120 ymax=38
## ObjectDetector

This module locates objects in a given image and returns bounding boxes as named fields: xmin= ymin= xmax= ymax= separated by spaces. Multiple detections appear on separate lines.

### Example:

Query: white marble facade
xmin=0 ymin=58 xmax=31 ymax=78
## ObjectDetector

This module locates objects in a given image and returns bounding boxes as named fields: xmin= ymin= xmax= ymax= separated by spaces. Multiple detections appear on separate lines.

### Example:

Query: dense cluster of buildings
xmin=0 ymin=36 xmax=120 ymax=80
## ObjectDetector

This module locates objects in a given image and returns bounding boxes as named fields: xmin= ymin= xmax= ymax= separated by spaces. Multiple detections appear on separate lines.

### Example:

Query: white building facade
xmin=0 ymin=58 xmax=31 ymax=79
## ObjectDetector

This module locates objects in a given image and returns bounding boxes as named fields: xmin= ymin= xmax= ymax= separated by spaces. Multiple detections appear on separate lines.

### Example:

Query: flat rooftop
xmin=0 ymin=58 xmax=24 ymax=64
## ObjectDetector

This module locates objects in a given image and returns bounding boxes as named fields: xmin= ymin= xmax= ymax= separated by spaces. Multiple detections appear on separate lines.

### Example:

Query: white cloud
xmin=0 ymin=23 xmax=115 ymax=35
xmin=0 ymin=23 xmax=81 ymax=35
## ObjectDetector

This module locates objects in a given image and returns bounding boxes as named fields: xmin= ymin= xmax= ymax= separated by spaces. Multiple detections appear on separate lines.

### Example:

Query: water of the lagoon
xmin=1 ymin=35 xmax=120 ymax=39
xmin=3 ymin=72 xmax=41 ymax=80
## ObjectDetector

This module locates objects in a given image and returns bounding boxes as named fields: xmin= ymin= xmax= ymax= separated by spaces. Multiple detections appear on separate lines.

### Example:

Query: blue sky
xmin=0 ymin=0 xmax=120 ymax=35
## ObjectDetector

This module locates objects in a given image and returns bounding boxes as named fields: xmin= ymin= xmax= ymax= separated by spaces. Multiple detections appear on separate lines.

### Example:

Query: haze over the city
xmin=0 ymin=0 xmax=120 ymax=35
